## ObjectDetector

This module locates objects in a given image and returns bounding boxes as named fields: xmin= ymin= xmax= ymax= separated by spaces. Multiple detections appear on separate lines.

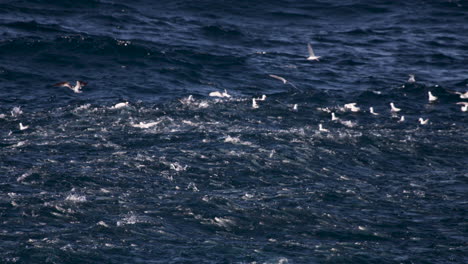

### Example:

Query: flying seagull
xmin=54 ymin=81 xmax=87 ymax=93
xmin=454 ymin=91 xmax=468 ymax=99
xmin=307 ymin=43 xmax=320 ymax=61
xmin=269 ymin=74 xmax=300 ymax=91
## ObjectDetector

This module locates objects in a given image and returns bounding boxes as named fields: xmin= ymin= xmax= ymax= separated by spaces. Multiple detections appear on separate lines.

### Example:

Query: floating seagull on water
xmin=369 ymin=107 xmax=379 ymax=116
xmin=398 ymin=116 xmax=405 ymax=123
xmin=454 ymin=91 xmax=468 ymax=99
xmin=307 ymin=43 xmax=321 ymax=61
xmin=269 ymin=74 xmax=299 ymax=91
xmin=331 ymin=112 xmax=339 ymax=121
xmin=19 ymin=123 xmax=29 ymax=130
xmin=390 ymin=102 xmax=401 ymax=113
xmin=456 ymin=102 xmax=468 ymax=112
xmin=256 ymin=94 xmax=267 ymax=101
xmin=318 ymin=124 xmax=329 ymax=132
xmin=252 ymin=98 xmax=259 ymax=109
xmin=209 ymin=89 xmax=231 ymax=98
xmin=179 ymin=95 xmax=195 ymax=104
xmin=54 ymin=81 xmax=87 ymax=93
xmin=428 ymin=91 xmax=438 ymax=102
xmin=408 ymin=74 xmax=416 ymax=83
xmin=344 ymin=103 xmax=360 ymax=112
xmin=130 ymin=121 xmax=161 ymax=129
xmin=112 ymin=102 xmax=129 ymax=109
xmin=292 ymin=104 xmax=298 ymax=111
xmin=418 ymin=118 xmax=429 ymax=125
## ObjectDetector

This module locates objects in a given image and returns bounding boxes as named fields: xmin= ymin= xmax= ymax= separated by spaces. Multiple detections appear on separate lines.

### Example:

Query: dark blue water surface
xmin=1 ymin=0 xmax=467 ymax=263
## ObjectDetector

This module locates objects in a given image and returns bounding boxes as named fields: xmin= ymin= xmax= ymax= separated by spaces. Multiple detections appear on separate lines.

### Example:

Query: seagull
xmin=292 ymin=104 xmax=298 ymax=111
xmin=54 ymin=81 xmax=87 ymax=93
xmin=428 ymin=91 xmax=438 ymax=102
xmin=130 ymin=121 xmax=161 ymax=129
xmin=318 ymin=124 xmax=329 ymax=132
xmin=455 ymin=91 xmax=468 ymax=99
xmin=19 ymin=123 xmax=29 ymax=130
xmin=269 ymin=74 xmax=299 ymax=91
xmin=456 ymin=102 xmax=468 ymax=112
xmin=112 ymin=102 xmax=129 ymax=109
xmin=11 ymin=106 xmax=22 ymax=117
xmin=344 ymin=103 xmax=360 ymax=112
xmin=369 ymin=107 xmax=379 ymax=115
xmin=408 ymin=74 xmax=416 ymax=83
xmin=331 ymin=112 xmax=339 ymax=121
xmin=418 ymin=118 xmax=429 ymax=125
xmin=252 ymin=98 xmax=259 ymax=109
xmin=390 ymin=102 xmax=401 ymax=113
xmin=209 ymin=89 xmax=231 ymax=98
xmin=179 ymin=95 xmax=195 ymax=104
xmin=398 ymin=116 xmax=405 ymax=123
xmin=256 ymin=94 xmax=267 ymax=101
xmin=307 ymin=43 xmax=321 ymax=61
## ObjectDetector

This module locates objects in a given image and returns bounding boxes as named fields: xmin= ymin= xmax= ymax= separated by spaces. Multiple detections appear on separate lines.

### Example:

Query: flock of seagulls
xmin=10 ymin=43 xmax=466 ymax=133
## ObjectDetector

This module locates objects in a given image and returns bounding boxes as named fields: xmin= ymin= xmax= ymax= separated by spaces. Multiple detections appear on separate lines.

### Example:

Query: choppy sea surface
xmin=1 ymin=1 xmax=467 ymax=263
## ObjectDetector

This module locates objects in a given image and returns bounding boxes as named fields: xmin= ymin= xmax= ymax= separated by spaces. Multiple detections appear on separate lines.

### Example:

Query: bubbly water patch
xmin=1 ymin=1 xmax=467 ymax=263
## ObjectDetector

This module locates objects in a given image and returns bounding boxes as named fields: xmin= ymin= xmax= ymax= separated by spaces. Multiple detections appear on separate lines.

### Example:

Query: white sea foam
xmin=65 ymin=194 xmax=87 ymax=202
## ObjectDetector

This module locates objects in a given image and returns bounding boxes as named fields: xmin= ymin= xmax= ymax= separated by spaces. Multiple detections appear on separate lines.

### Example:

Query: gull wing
xmin=269 ymin=74 xmax=287 ymax=84
xmin=78 ymin=81 xmax=88 ymax=86
xmin=307 ymin=43 xmax=315 ymax=57
xmin=54 ymin=82 xmax=71 ymax=88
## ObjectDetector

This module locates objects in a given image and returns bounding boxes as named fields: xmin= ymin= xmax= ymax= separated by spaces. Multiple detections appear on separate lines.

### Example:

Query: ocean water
xmin=0 ymin=1 xmax=467 ymax=263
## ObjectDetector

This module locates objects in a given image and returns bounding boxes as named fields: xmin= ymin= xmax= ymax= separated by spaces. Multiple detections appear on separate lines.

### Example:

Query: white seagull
xmin=398 ymin=116 xmax=405 ymax=123
xmin=428 ymin=91 xmax=438 ymax=102
xmin=344 ymin=103 xmax=360 ymax=112
xmin=54 ymin=81 xmax=87 ymax=93
xmin=252 ymin=98 xmax=259 ymax=109
xmin=390 ymin=102 xmax=401 ymax=113
xmin=318 ymin=124 xmax=329 ymax=132
xmin=408 ymin=74 xmax=416 ymax=83
xmin=256 ymin=95 xmax=267 ymax=101
xmin=369 ymin=107 xmax=379 ymax=116
xmin=19 ymin=123 xmax=29 ymax=130
xmin=269 ymin=74 xmax=299 ymax=90
xmin=456 ymin=102 xmax=468 ymax=112
xmin=112 ymin=102 xmax=129 ymax=109
xmin=209 ymin=89 xmax=231 ymax=98
xmin=418 ymin=118 xmax=429 ymax=125
xmin=307 ymin=43 xmax=321 ymax=61
xmin=331 ymin=112 xmax=339 ymax=121
xmin=292 ymin=104 xmax=298 ymax=111
xmin=455 ymin=91 xmax=468 ymax=99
